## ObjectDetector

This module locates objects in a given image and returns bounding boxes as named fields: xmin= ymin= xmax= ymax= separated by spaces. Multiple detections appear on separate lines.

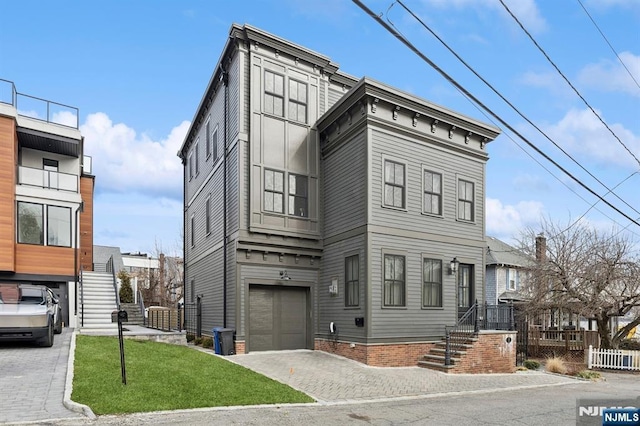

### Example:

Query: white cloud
xmin=585 ymin=0 xmax=640 ymax=10
xmin=52 ymin=110 xmax=78 ymax=127
xmin=578 ymin=51 xmax=640 ymax=97
xmin=545 ymin=108 xmax=640 ymax=169
xmin=512 ymin=173 xmax=549 ymax=191
xmin=81 ymin=112 xmax=189 ymax=200
xmin=519 ymin=70 xmax=572 ymax=96
xmin=486 ymin=198 xmax=545 ymax=239
xmin=423 ymin=0 xmax=547 ymax=33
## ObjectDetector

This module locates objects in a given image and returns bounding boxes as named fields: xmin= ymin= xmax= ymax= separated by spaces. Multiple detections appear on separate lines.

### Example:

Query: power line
xmin=350 ymin=0 xmax=640 ymax=228
xmin=498 ymin=0 xmax=640 ymax=169
xmin=576 ymin=0 xmax=640 ymax=91
xmin=391 ymin=0 xmax=640 ymax=219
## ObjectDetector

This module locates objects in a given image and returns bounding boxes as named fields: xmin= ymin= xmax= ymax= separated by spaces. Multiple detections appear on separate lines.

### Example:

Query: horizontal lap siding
xmin=322 ymin=130 xmax=367 ymax=238
xmin=370 ymin=129 xmax=485 ymax=242
xmin=369 ymin=232 xmax=483 ymax=339
xmin=327 ymin=85 xmax=345 ymax=110
xmin=318 ymin=234 xmax=366 ymax=339
xmin=187 ymin=247 xmax=223 ymax=335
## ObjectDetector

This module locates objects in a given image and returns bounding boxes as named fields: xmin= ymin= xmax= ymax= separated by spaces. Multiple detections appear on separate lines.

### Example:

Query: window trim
xmin=456 ymin=176 xmax=475 ymax=223
xmin=17 ymin=201 xmax=44 ymax=245
xmin=264 ymin=69 xmax=285 ymax=117
xmin=288 ymin=78 xmax=308 ymax=124
xmin=194 ymin=139 xmax=200 ymax=177
xmin=344 ymin=254 xmax=360 ymax=308
xmin=288 ymin=173 xmax=308 ymax=218
xmin=47 ymin=205 xmax=71 ymax=248
xmin=212 ymin=125 xmax=219 ymax=162
xmin=382 ymin=251 xmax=407 ymax=308
xmin=422 ymin=167 xmax=444 ymax=217
xmin=188 ymin=153 xmax=193 ymax=181
xmin=421 ymin=256 xmax=443 ymax=308
xmin=263 ymin=168 xmax=285 ymax=214
xmin=382 ymin=158 xmax=407 ymax=211
xmin=205 ymin=195 xmax=211 ymax=236
xmin=205 ymin=117 xmax=211 ymax=159
xmin=190 ymin=214 xmax=195 ymax=248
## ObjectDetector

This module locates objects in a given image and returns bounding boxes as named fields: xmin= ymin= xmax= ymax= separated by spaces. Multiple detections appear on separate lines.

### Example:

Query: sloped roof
xmin=93 ymin=245 xmax=125 ymax=273
xmin=486 ymin=236 xmax=532 ymax=268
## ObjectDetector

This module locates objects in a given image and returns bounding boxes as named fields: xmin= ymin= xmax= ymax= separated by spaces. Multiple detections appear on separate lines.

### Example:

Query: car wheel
xmin=39 ymin=319 xmax=54 ymax=347
xmin=54 ymin=309 xmax=63 ymax=334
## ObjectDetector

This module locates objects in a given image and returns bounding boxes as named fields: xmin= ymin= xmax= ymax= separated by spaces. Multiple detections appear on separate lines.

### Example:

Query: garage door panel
xmin=249 ymin=285 xmax=308 ymax=352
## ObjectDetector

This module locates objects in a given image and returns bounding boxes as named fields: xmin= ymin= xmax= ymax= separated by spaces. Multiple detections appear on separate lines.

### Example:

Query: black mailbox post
xmin=112 ymin=309 xmax=128 ymax=385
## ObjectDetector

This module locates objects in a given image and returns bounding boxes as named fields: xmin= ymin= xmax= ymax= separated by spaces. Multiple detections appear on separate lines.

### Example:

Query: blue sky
xmin=2 ymin=0 xmax=638 ymax=255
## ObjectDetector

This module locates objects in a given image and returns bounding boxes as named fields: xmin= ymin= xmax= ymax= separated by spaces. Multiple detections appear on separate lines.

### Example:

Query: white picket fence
xmin=587 ymin=345 xmax=640 ymax=371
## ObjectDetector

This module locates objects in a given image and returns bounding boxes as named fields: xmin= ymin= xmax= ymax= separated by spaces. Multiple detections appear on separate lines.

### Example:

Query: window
xmin=205 ymin=119 xmax=211 ymax=158
xmin=264 ymin=70 xmax=284 ymax=116
xmin=458 ymin=264 xmax=473 ymax=308
xmin=508 ymin=268 xmax=517 ymax=290
xmin=47 ymin=206 xmax=71 ymax=247
xmin=422 ymin=258 xmax=442 ymax=307
xmin=384 ymin=254 xmax=405 ymax=307
xmin=205 ymin=196 xmax=211 ymax=235
xmin=289 ymin=79 xmax=307 ymax=123
xmin=423 ymin=170 xmax=442 ymax=215
xmin=345 ymin=255 xmax=359 ymax=307
xmin=458 ymin=179 xmax=474 ymax=221
xmin=264 ymin=169 xmax=284 ymax=213
xmin=188 ymin=153 xmax=193 ymax=181
xmin=190 ymin=214 xmax=195 ymax=248
xmin=194 ymin=141 xmax=200 ymax=176
xmin=17 ymin=202 xmax=43 ymax=245
xmin=212 ymin=127 xmax=218 ymax=161
xmin=384 ymin=160 xmax=405 ymax=208
xmin=288 ymin=174 xmax=308 ymax=217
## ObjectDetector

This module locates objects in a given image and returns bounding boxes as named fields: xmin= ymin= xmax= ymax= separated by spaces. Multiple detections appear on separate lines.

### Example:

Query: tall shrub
xmin=118 ymin=270 xmax=134 ymax=303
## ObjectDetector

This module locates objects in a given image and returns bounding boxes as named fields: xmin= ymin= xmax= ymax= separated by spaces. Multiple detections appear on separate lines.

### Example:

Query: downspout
xmin=221 ymin=65 xmax=229 ymax=328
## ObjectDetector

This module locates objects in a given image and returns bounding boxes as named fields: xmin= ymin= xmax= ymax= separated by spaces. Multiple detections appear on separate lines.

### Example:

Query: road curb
xmin=63 ymin=330 xmax=96 ymax=419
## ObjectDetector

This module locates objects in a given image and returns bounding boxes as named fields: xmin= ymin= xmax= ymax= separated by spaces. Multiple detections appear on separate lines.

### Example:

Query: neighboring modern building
xmin=0 ymin=79 xmax=94 ymax=328
xmin=178 ymin=24 xmax=501 ymax=366
xmin=485 ymin=236 xmax=530 ymax=305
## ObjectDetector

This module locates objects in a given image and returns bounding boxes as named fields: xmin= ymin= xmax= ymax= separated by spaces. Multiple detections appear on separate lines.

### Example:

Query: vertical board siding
xmin=0 ymin=116 xmax=16 ymax=271
xmin=322 ymin=130 xmax=367 ymax=238
xmin=370 ymin=129 xmax=485 ymax=242
xmin=318 ymin=234 xmax=366 ymax=339
xmin=368 ymin=232 xmax=483 ymax=339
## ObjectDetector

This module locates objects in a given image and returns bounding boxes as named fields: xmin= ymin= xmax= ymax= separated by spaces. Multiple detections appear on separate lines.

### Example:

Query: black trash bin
xmin=213 ymin=327 xmax=235 ymax=355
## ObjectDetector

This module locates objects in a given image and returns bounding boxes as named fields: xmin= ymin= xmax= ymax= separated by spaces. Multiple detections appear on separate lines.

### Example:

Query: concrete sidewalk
xmin=227 ymin=350 xmax=583 ymax=404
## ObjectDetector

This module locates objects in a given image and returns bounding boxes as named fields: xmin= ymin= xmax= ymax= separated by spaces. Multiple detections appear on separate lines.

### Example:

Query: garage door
xmin=249 ymin=285 xmax=308 ymax=352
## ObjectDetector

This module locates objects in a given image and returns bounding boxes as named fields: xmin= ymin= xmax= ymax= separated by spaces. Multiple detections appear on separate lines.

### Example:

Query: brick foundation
xmin=449 ymin=330 xmax=516 ymax=374
xmin=315 ymin=339 xmax=434 ymax=367
xmin=235 ymin=340 xmax=246 ymax=355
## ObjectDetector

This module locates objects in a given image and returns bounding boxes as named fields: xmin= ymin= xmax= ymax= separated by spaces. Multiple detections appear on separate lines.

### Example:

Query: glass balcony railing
xmin=18 ymin=166 xmax=78 ymax=192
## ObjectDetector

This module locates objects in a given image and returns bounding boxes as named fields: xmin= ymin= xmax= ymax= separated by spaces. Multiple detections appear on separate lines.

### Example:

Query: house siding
xmin=485 ymin=266 xmax=497 ymax=304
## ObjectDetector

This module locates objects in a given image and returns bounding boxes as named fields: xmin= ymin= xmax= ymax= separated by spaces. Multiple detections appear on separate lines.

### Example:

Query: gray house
xmin=485 ymin=236 xmax=530 ymax=305
xmin=178 ymin=24 xmax=501 ymax=366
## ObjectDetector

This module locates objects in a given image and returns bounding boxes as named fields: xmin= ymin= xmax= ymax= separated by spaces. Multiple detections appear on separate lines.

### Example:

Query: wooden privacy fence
xmin=527 ymin=328 xmax=600 ymax=358
xmin=587 ymin=345 xmax=640 ymax=371
xmin=146 ymin=307 xmax=183 ymax=331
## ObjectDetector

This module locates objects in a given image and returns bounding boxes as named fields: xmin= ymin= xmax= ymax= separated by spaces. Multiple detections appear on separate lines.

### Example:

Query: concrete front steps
xmin=79 ymin=271 xmax=118 ymax=332
xmin=418 ymin=332 xmax=478 ymax=372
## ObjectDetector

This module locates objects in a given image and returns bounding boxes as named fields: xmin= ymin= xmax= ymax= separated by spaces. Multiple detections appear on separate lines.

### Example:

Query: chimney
xmin=535 ymin=233 xmax=546 ymax=262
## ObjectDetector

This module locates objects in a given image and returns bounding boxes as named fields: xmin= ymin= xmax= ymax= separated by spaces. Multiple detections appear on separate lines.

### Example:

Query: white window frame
xmin=264 ymin=69 xmax=285 ymax=117
xmin=288 ymin=78 xmax=308 ymax=123
xmin=205 ymin=117 xmax=211 ymax=159
xmin=264 ymin=169 xmax=285 ymax=214
xmin=205 ymin=195 xmax=211 ymax=236
xmin=382 ymin=157 xmax=407 ymax=210
xmin=457 ymin=176 xmax=475 ymax=223
xmin=422 ymin=166 xmax=443 ymax=217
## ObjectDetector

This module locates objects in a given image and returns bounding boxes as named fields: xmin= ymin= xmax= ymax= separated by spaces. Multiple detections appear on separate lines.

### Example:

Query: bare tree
xmin=519 ymin=219 xmax=640 ymax=349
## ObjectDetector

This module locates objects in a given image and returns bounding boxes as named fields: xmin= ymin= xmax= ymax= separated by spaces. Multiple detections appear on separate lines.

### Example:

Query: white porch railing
xmin=587 ymin=345 xmax=640 ymax=371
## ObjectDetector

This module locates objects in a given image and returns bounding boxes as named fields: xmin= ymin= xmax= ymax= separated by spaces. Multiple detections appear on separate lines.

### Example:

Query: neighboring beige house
xmin=178 ymin=24 xmax=501 ymax=366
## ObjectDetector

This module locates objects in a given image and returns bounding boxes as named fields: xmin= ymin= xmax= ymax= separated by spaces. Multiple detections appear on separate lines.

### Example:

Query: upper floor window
xmin=188 ymin=153 xmax=193 ymax=181
xmin=212 ymin=127 xmax=219 ymax=162
xmin=205 ymin=119 xmax=211 ymax=159
xmin=264 ymin=169 xmax=284 ymax=213
xmin=384 ymin=160 xmax=405 ymax=209
xmin=458 ymin=179 xmax=474 ymax=222
xmin=384 ymin=254 xmax=405 ymax=307
xmin=422 ymin=258 xmax=442 ymax=307
xmin=17 ymin=202 xmax=71 ymax=247
xmin=205 ymin=196 xmax=211 ymax=235
xmin=190 ymin=214 xmax=195 ymax=248
xmin=194 ymin=141 xmax=200 ymax=176
xmin=288 ymin=174 xmax=308 ymax=217
xmin=423 ymin=170 xmax=442 ymax=215
xmin=264 ymin=70 xmax=284 ymax=117
xmin=345 ymin=255 xmax=359 ymax=307
xmin=288 ymin=79 xmax=307 ymax=123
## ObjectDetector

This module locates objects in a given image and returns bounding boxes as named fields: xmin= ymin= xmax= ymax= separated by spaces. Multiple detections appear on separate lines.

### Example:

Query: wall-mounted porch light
xmin=450 ymin=257 xmax=459 ymax=275
xmin=279 ymin=270 xmax=291 ymax=280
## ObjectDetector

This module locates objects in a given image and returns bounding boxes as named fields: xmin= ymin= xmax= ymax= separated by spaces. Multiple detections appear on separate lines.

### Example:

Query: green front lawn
xmin=72 ymin=335 xmax=314 ymax=415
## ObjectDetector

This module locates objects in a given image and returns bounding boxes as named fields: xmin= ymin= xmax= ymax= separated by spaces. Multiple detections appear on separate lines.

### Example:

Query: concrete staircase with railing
xmin=418 ymin=332 xmax=478 ymax=372
xmin=79 ymin=271 xmax=118 ymax=332
xmin=120 ymin=302 xmax=145 ymax=326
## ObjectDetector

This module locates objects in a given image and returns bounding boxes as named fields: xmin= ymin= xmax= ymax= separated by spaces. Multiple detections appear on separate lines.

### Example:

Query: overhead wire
xmin=350 ymin=0 xmax=640 ymax=229
xmin=576 ymin=0 xmax=640 ymax=91
xmin=498 ymin=0 xmax=640 ymax=169
xmin=392 ymin=0 xmax=640 ymax=219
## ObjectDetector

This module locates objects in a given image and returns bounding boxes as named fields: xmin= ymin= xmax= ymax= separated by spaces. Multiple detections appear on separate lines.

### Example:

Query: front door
xmin=457 ymin=264 xmax=473 ymax=319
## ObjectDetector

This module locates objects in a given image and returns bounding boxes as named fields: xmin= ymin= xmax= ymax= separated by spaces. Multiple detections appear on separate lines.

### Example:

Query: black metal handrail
xmin=80 ymin=267 xmax=85 ymax=327
xmin=106 ymin=255 xmax=120 ymax=310
xmin=137 ymin=289 xmax=146 ymax=326
xmin=444 ymin=301 xmax=515 ymax=366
